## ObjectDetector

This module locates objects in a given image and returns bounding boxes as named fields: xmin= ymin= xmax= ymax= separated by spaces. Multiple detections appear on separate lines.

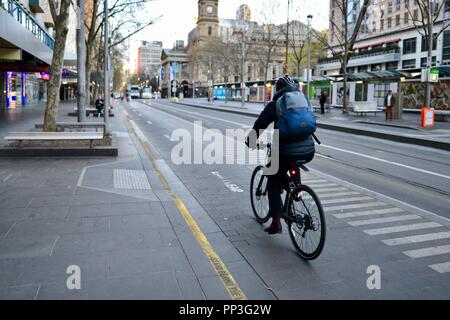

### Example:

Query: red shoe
xmin=265 ymin=217 xmax=282 ymax=234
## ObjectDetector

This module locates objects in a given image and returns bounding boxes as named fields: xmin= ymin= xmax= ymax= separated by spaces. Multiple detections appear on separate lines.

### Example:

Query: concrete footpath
xmin=175 ymin=98 xmax=450 ymax=151
xmin=0 ymin=102 xmax=272 ymax=300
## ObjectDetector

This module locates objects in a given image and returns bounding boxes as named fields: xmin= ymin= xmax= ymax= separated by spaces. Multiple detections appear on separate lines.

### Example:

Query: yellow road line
xmin=124 ymin=112 xmax=247 ymax=300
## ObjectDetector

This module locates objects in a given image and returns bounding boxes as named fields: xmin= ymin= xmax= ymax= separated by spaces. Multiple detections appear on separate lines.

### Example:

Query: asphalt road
xmin=120 ymin=98 xmax=450 ymax=299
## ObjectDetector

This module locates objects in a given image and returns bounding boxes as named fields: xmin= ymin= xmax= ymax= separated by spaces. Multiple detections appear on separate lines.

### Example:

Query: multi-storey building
xmin=0 ymin=0 xmax=55 ymax=108
xmin=137 ymin=41 xmax=163 ymax=79
xmin=185 ymin=0 xmax=309 ymax=101
xmin=160 ymin=41 xmax=190 ymax=98
xmin=319 ymin=0 xmax=450 ymax=110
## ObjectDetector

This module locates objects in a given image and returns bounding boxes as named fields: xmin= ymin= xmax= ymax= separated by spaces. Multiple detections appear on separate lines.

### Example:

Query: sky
xmin=127 ymin=0 xmax=330 ymax=71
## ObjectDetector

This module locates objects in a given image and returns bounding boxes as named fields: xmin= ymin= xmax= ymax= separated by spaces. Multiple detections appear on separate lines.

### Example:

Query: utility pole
xmin=284 ymin=0 xmax=290 ymax=75
xmin=104 ymin=0 xmax=110 ymax=134
xmin=307 ymin=14 xmax=313 ymax=100
xmin=76 ymin=0 xmax=86 ymax=122
xmin=241 ymin=38 xmax=245 ymax=107
xmin=425 ymin=0 xmax=435 ymax=108
xmin=208 ymin=56 xmax=213 ymax=103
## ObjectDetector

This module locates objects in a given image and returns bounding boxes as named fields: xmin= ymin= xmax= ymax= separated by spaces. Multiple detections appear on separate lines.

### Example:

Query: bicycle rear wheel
xmin=287 ymin=185 xmax=326 ymax=260
xmin=250 ymin=166 xmax=270 ymax=224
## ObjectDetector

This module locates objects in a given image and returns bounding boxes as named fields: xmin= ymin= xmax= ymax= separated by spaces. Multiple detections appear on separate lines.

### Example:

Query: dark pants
xmin=385 ymin=106 xmax=393 ymax=120
xmin=267 ymin=153 xmax=315 ymax=219
xmin=320 ymin=102 xmax=325 ymax=114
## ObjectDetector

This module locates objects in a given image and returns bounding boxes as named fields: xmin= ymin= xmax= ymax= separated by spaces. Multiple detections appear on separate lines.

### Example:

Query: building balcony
xmin=0 ymin=0 xmax=54 ymax=66
xmin=29 ymin=0 xmax=44 ymax=13
xmin=318 ymin=45 xmax=400 ymax=71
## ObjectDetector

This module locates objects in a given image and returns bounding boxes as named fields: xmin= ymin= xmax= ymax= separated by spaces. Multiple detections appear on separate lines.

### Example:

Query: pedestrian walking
xmin=384 ymin=90 xmax=396 ymax=121
xmin=319 ymin=92 xmax=327 ymax=114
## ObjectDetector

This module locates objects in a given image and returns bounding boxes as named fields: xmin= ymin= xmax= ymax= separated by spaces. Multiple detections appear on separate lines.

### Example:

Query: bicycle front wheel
xmin=287 ymin=185 xmax=326 ymax=260
xmin=250 ymin=166 xmax=270 ymax=224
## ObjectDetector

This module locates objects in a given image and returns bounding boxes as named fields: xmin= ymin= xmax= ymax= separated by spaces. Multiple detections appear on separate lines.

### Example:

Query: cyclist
xmin=246 ymin=75 xmax=316 ymax=234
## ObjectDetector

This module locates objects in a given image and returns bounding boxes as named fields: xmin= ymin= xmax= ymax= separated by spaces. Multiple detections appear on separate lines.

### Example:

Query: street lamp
xmin=284 ymin=0 xmax=291 ymax=75
xmin=306 ymin=14 xmax=313 ymax=100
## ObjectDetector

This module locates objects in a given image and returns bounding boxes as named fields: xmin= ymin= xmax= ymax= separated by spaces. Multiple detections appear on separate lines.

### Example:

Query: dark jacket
xmin=252 ymin=86 xmax=315 ymax=157
xmin=384 ymin=94 xmax=396 ymax=108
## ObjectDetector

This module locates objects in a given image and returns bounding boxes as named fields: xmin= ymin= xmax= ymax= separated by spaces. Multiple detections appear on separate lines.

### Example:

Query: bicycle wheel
xmin=250 ymin=166 xmax=270 ymax=224
xmin=287 ymin=185 xmax=326 ymax=260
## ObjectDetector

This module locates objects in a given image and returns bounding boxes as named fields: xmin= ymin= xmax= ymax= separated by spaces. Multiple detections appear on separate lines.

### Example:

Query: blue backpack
xmin=275 ymin=91 xmax=317 ymax=142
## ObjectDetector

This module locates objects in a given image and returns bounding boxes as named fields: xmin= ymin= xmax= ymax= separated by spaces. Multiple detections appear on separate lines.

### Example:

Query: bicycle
xmin=250 ymin=142 xmax=326 ymax=260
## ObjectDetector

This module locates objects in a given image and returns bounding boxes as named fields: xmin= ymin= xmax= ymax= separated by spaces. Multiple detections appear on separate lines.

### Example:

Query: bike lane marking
xmin=125 ymin=112 xmax=247 ymax=301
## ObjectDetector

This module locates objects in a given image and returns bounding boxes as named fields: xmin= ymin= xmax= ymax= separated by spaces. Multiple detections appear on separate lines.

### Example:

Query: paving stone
xmin=37 ymin=271 xmax=183 ymax=300
xmin=0 ymin=221 xmax=15 ymax=237
xmin=174 ymin=271 xmax=206 ymax=299
xmin=0 ymin=235 xmax=57 ymax=259
xmin=6 ymin=217 xmax=109 ymax=237
xmin=107 ymin=247 xmax=191 ymax=278
xmin=51 ymin=228 xmax=177 ymax=256
xmin=66 ymin=202 xmax=153 ymax=218
xmin=0 ymin=285 xmax=39 ymax=300
xmin=109 ymin=214 xmax=171 ymax=232
xmin=0 ymin=252 xmax=109 ymax=287
xmin=197 ymin=275 xmax=232 ymax=300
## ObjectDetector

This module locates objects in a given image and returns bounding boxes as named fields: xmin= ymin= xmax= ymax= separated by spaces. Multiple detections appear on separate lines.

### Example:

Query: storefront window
xmin=355 ymin=83 xmax=368 ymax=101
xmin=443 ymin=31 xmax=450 ymax=62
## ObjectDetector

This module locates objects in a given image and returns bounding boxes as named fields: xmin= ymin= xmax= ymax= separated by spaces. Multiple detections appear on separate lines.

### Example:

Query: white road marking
xmin=2 ymin=174 xmax=13 ymax=182
xmin=319 ymin=191 xmax=361 ymax=199
xmin=164 ymin=134 xmax=177 ymax=142
xmin=334 ymin=207 xmax=404 ymax=219
xmin=305 ymin=183 xmax=339 ymax=189
xmin=403 ymin=244 xmax=450 ymax=259
xmin=429 ymin=262 xmax=450 ymax=273
xmin=147 ymin=121 xmax=153 ymax=125
xmin=302 ymin=179 xmax=328 ymax=184
xmin=320 ymin=144 xmax=450 ymax=180
xmin=153 ymin=102 xmax=249 ymax=127
xmin=321 ymin=196 xmax=373 ymax=205
xmin=364 ymin=222 xmax=442 ymax=236
xmin=324 ymin=202 xmax=386 ymax=212
xmin=348 ymin=214 xmax=422 ymax=226
xmin=309 ymin=168 xmax=450 ymax=224
xmin=211 ymin=171 xmax=244 ymax=193
xmin=382 ymin=231 xmax=450 ymax=246
xmin=138 ymin=114 xmax=142 ymax=117
xmin=314 ymin=187 xmax=348 ymax=193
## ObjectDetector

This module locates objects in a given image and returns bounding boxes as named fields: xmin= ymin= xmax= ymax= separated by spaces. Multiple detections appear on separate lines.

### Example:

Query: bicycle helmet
xmin=275 ymin=75 xmax=296 ymax=92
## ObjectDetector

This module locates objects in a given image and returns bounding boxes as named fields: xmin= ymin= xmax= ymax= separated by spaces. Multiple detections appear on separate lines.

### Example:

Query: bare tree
xmin=405 ymin=0 xmax=450 ymax=108
xmin=43 ymin=0 xmax=72 ymax=132
xmin=313 ymin=0 xmax=370 ymax=113
xmin=84 ymin=0 xmax=161 ymax=106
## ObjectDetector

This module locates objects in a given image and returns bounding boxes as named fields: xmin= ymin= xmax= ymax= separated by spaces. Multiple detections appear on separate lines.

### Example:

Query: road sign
xmin=208 ymin=80 xmax=213 ymax=87
xmin=430 ymin=69 xmax=439 ymax=83
xmin=421 ymin=68 xmax=439 ymax=83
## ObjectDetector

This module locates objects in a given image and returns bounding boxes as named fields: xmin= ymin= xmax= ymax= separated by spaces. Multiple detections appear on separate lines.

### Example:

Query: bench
xmin=312 ymin=104 xmax=331 ymax=113
xmin=4 ymin=132 xmax=104 ymax=149
xmin=35 ymin=122 xmax=105 ymax=132
xmin=350 ymin=102 xmax=381 ymax=116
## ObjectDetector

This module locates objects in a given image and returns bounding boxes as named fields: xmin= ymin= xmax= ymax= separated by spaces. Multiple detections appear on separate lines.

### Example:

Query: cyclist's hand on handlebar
xmin=245 ymin=135 xmax=258 ymax=150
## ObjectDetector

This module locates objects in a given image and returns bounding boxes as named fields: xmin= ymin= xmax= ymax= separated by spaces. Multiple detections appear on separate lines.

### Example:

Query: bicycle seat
xmin=290 ymin=161 xmax=309 ymax=172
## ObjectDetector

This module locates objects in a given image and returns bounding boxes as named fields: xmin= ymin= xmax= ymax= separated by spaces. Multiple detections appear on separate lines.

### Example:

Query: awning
xmin=327 ymin=70 xmax=411 ymax=82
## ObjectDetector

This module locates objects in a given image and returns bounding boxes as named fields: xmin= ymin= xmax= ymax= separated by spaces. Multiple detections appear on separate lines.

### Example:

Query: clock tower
xmin=197 ymin=0 xmax=219 ymax=42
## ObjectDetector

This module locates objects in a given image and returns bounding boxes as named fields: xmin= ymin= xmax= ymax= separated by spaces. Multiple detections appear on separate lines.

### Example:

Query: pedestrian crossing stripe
xmin=382 ymin=232 xmax=450 ymax=246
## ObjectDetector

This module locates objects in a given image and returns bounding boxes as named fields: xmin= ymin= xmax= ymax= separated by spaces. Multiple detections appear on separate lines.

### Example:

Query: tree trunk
xmin=43 ymin=2 xmax=71 ymax=132
xmin=85 ymin=46 xmax=93 ymax=107
xmin=342 ymin=53 xmax=349 ymax=114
